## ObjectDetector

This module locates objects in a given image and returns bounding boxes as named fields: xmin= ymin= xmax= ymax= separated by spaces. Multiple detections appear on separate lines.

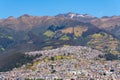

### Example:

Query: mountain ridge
xmin=0 ymin=12 xmax=120 ymax=53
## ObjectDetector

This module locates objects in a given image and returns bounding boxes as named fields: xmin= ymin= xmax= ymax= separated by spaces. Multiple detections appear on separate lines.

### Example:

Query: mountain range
xmin=0 ymin=12 xmax=120 ymax=52
xmin=0 ymin=12 xmax=120 ymax=71
xmin=0 ymin=12 xmax=120 ymax=53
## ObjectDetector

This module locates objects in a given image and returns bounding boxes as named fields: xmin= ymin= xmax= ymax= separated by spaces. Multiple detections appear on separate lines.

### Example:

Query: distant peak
xmin=7 ymin=16 xmax=15 ymax=19
xmin=67 ymin=12 xmax=75 ymax=14
xmin=56 ymin=12 xmax=95 ymax=18
xmin=19 ymin=14 xmax=31 ymax=18
xmin=101 ymin=16 xmax=110 ymax=18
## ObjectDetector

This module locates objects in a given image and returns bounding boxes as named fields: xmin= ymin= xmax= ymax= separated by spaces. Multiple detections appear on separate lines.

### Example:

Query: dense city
xmin=0 ymin=46 xmax=120 ymax=80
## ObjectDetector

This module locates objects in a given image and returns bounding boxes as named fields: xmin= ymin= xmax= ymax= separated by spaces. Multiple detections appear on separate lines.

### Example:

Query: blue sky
xmin=0 ymin=0 xmax=120 ymax=18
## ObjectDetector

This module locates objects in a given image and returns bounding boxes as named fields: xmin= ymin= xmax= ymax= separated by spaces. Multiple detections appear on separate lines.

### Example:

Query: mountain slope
xmin=0 ymin=15 xmax=102 ymax=53
xmin=56 ymin=12 xmax=120 ymax=40
xmin=91 ymin=16 xmax=120 ymax=39
xmin=0 ymin=13 xmax=120 ymax=55
xmin=0 ymin=13 xmax=120 ymax=73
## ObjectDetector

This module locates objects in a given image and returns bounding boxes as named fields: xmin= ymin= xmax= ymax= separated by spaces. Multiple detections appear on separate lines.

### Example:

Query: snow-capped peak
xmin=56 ymin=12 xmax=95 ymax=19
